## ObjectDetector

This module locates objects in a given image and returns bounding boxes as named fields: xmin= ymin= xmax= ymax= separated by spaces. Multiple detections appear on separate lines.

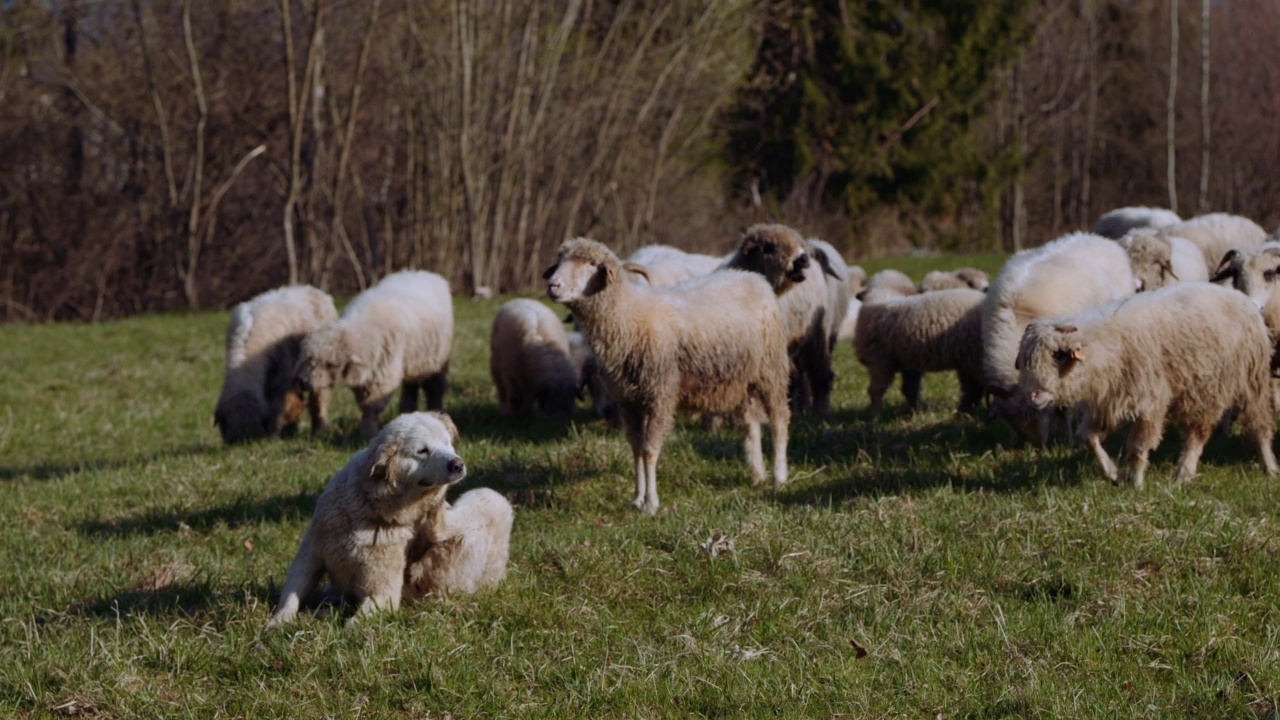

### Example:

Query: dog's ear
xmin=428 ymin=411 xmax=460 ymax=445
xmin=368 ymin=437 xmax=401 ymax=484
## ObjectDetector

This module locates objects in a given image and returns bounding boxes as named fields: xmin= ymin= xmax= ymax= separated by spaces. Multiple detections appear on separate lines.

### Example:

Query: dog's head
xmin=364 ymin=412 xmax=466 ymax=498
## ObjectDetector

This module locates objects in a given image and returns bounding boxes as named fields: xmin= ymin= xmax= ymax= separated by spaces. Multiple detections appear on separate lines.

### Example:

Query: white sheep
xmin=1118 ymin=227 xmax=1209 ymax=291
xmin=719 ymin=224 xmax=843 ymax=414
xmin=982 ymin=232 xmax=1135 ymax=444
xmin=853 ymin=287 xmax=986 ymax=420
xmin=837 ymin=265 xmax=868 ymax=344
xmin=545 ymin=237 xmax=792 ymax=514
xmin=297 ymin=270 xmax=453 ymax=439
xmin=1089 ymin=206 xmax=1181 ymax=239
xmin=918 ymin=267 xmax=990 ymax=293
xmin=1210 ymin=242 xmax=1280 ymax=373
xmin=1157 ymin=212 xmax=1267 ymax=274
xmin=622 ymin=244 xmax=724 ymax=286
xmin=490 ymin=299 xmax=578 ymax=417
xmin=864 ymin=268 xmax=917 ymax=297
xmin=806 ymin=238 xmax=852 ymax=353
xmin=1017 ymin=283 xmax=1277 ymax=489
xmin=214 ymin=285 xmax=338 ymax=444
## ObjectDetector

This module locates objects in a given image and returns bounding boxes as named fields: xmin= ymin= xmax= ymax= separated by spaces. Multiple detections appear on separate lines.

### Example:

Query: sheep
xmin=1210 ymin=242 xmax=1280 ymax=373
xmin=1090 ymin=206 xmax=1181 ymax=239
xmin=853 ymin=287 xmax=986 ymax=420
xmin=918 ymin=267 xmax=990 ymax=293
xmin=404 ymin=486 xmax=514 ymax=598
xmin=296 ymin=270 xmax=453 ymax=439
xmin=1016 ymin=283 xmax=1277 ymax=489
xmin=837 ymin=297 xmax=862 ymax=344
xmin=568 ymin=330 xmax=618 ymax=424
xmin=847 ymin=264 xmax=868 ymax=295
xmin=1157 ymin=212 xmax=1267 ymax=274
xmin=982 ymin=232 xmax=1135 ymax=444
xmin=622 ymin=245 xmax=724 ymax=287
xmin=489 ymin=299 xmax=578 ymax=417
xmin=214 ymin=285 xmax=338 ymax=444
xmin=544 ymin=237 xmax=791 ymax=514
xmin=864 ymin=268 xmax=917 ymax=297
xmin=1118 ymin=227 xmax=1209 ymax=291
xmin=806 ymin=238 xmax=852 ymax=351
xmin=720 ymin=224 xmax=838 ymax=414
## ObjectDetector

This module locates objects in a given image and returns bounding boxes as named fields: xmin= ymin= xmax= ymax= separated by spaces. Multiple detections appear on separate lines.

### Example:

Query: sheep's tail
xmin=981 ymin=291 xmax=1020 ymax=391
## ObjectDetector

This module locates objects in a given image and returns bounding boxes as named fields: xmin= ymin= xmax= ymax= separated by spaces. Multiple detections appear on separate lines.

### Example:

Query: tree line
xmin=1 ymin=0 xmax=1276 ymax=321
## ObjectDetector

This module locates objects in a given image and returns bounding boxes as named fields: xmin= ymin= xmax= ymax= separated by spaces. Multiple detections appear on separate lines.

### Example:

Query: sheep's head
xmin=1015 ymin=321 xmax=1086 ymax=411
xmin=1122 ymin=231 xmax=1178 ymax=292
xmin=735 ymin=224 xmax=810 ymax=290
xmin=544 ymin=237 xmax=621 ymax=304
xmin=296 ymin=325 xmax=369 ymax=390
xmin=985 ymin=385 xmax=1047 ymax=447
xmin=847 ymin=265 xmax=868 ymax=295
xmin=952 ymin=267 xmax=990 ymax=292
xmin=213 ymin=391 xmax=274 ymax=445
xmin=1212 ymin=245 xmax=1280 ymax=306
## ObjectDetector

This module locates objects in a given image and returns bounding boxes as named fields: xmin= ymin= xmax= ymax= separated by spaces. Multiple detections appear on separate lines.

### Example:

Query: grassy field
xmin=3 ymin=254 xmax=1280 ymax=718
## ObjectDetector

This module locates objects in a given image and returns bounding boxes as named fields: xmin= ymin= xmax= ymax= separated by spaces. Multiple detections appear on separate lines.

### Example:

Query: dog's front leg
xmin=345 ymin=576 xmax=403 ymax=628
xmin=266 ymin=532 xmax=322 ymax=629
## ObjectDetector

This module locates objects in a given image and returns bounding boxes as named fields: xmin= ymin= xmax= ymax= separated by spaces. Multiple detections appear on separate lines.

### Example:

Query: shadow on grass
xmin=76 ymin=490 xmax=317 ymax=538
xmin=67 ymin=580 xmax=282 ymax=621
xmin=0 ymin=442 xmax=224 ymax=483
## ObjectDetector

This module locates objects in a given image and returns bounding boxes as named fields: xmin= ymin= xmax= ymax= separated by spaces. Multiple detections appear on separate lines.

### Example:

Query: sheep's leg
xmin=1241 ymin=395 xmax=1279 ymax=477
xmin=901 ymin=371 xmax=923 ymax=414
xmin=308 ymin=388 xmax=330 ymax=433
xmin=743 ymin=417 xmax=765 ymax=486
xmin=631 ymin=454 xmax=647 ymax=510
xmin=398 ymin=380 xmax=422 ymax=414
xmin=866 ymin=365 xmax=893 ymax=422
xmin=957 ymin=373 xmax=983 ymax=416
xmin=642 ymin=447 xmax=662 ymax=516
xmin=424 ymin=366 xmax=449 ymax=411
xmin=279 ymin=391 xmax=306 ymax=438
xmin=762 ymin=386 xmax=790 ymax=488
xmin=807 ymin=344 xmax=834 ymax=417
xmin=788 ymin=366 xmax=811 ymax=414
xmin=1082 ymin=428 xmax=1118 ymax=482
xmin=1123 ymin=417 xmax=1164 ymax=491
xmin=357 ymin=388 xmax=393 ymax=439
xmin=266 ymin=532 xmax=321 ymax=629
xmin=1174 ymin=424 xmax=1213 ymax=484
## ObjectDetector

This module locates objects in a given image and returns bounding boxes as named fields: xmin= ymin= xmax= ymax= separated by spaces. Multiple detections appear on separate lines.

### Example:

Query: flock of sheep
xmin=213 ymin=208 xmax=1280 ymax=623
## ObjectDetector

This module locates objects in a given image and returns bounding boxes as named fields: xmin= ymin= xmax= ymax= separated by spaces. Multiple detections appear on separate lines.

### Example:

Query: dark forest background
xmin=2 ymin=0 xmax=1277 ymax=321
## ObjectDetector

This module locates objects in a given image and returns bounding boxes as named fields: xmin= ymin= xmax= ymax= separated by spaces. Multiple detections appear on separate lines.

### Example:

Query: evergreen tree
xmin=725 ymin=0 xmax=1032 ymax=245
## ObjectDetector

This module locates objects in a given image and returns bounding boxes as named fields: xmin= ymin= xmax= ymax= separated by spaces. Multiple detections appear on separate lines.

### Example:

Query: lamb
xmin=720 ymin=224 xmax=838 ymax=414
xmin=853 ymin=287 xmax=986 ymax=420
xmin=296 ymin=270 xmax=453 ymax=439
xmin=982 ymin=232 xmax=1136 ymax=444
xmin=864 ymin=268 xmax=917 ymax=297
xmin=544 ymin=237 xmax=791 ymax=514
xmin=837 ymin=265 xmax=868 ymax=343
xmin=266 ymin=412 xmax=483 ymax=627
xmin=1157 ymin=212 xmax=1267 ymax=274
xmin=1090 ymin=206 xmax=1181 ymax=239
xmin=1118 ymin=227 xmax=1209 ymax=291
xmin=918 ymin=267 xmax=990 ymax=293
xmin=489 ymin=299 xmax=578 ymax=417
xmin=214 ymin=285 xmax=338 ymax=444
xmin=622 ymin=244 xmax=724 ymax=286
xmin=404 ymin=486 xmax=514 ymax=598
xmin=1016 ymin=283 xmax=1277 ymax=489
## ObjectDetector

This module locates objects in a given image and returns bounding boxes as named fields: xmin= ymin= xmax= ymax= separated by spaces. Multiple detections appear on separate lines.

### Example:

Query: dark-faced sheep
xmin=215 ymin=285 xmax=338 ymax=444
xmin=297 ymin=270 xmax=453 ymax=439
xmin=1017 ymin=283 xmax=1277 ymax=489
xmin=545 ymin=237 xmax=791 ymax=514
xmin=1090 ymin=206 xmax=1181 ymax=240
xmin=490 ymin=299 xmax=578 ymax=417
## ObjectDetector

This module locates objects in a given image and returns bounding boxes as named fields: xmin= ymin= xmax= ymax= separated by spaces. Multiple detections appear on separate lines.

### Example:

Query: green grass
xmin=2 ymin=254 xmax=1279 ymax=718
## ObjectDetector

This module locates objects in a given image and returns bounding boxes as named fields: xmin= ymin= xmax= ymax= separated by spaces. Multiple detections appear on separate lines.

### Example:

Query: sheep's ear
xmin=368 ymin=438 xmax=400 ymax=483
xmin=1161 ymin=260 xmax=1179 ymax=282
xmin=810 ymin=246 xmax=840 ymax=279
xmin=622 ymin=262 xmax=651 ymax=284
xmin=542 ymin=263 xmax=558 ymax=280
xmin=428 ymin=411 xmax=460 ymax=445
xmin=1069 ymin=345 xmax=1086 ymax=363
xmin=1211 ymin=251 xmax=1241 ymax=282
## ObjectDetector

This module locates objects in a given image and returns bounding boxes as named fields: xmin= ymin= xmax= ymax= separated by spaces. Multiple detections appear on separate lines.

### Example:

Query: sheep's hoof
xmin=639 ymin=501 xmax=659 ymax=516
xmin=630 ymin=495 xmax=646 ymax=511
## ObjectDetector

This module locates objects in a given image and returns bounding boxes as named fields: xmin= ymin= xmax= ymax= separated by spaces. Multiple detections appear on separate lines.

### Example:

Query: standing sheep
xmin=1090 ymin=206 xmax=1181 ymax=239
xmin=490 ymin=299 xmax=578 ymax=417
xmin=623 ymin=245 xmax=724 ymax=286
xmin=1017 ymin=283 xmax=1277 ymax=489
xmin=982 ymin=232 xmax=1135 ymax=444
xmin=214 ymin=285 xmax=338 ymax=444
xmin=1158 ymin=212 xmax=1267 ymax=274
xmin=720 ymin=224 xmax=838 ymax=414
xmin=1119 ymin=227 xmax=1209 ymax=291
xmin=838 ymin=265 xmax=868 ymax=344
xmin=806 ymin=238 xmax=852 ymax=352
xmin=1210 ymin=243 xmax=1280 ymax=372
xmin=853 ymin=287 xmax=986 ymax=420
xmin=297 ymin=270 xmax=453 ymax=439
xmin=544 ymin=237 xmax=791 ymax=515
xmin=918 ymin=267 xmax=990 ymax=293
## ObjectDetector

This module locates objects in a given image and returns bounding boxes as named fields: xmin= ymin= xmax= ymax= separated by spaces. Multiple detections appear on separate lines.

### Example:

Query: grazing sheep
xmin=490 ymin=299 xmax=577 ymax=417
xmin=847 ymin=265 xmax=868 ymax=295
xmin=1158 ymin=213 xmax=1267 ymax=274
xmin=622 ymin=245 xmax=724 ymax=286
xmin=864 ymin=268 xmax=918 ymax=297
xmin=854 ymin=287 xmax=986 ymax=420
xmin=720 ymin=224 xmax=837 ymax=414
xmin=1119 ymin=228 xmax=1209 ymax=291
xmin=982 ymin=232 xmax=1135 ymax=444
xmin=214 ymin=285 xmax=338 ymax=444
xmin=918 ymin=267 xmax=990 ymax=293
xmin=1016 ymin=283 xmax=1277 ymax=489
xmin=545 ymin=237 xmax=791 ymax=514
xmin=297 ymin=270 xmax=453 ymax=439
xmin=266 ymin=412 xmax=471 ymax=628
xmin=404 ymin=487 xmax=514 ymax=598
xmin=1210 ymin=242 xmax=1280 ymax=373
xmin=1090 ymin=206 xmax=1181 ymax=239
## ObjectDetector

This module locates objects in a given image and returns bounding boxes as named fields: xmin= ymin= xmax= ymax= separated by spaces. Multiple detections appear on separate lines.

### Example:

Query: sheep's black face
xmin=787 ymin=252 xmax=810 ymax=283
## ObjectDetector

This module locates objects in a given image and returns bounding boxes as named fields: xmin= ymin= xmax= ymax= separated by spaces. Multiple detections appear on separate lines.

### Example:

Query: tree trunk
xmin=1167 ymin=0 xmax=1179 ymax=214
xmin=1198 ymin=0 xmax=1211 ymax=212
